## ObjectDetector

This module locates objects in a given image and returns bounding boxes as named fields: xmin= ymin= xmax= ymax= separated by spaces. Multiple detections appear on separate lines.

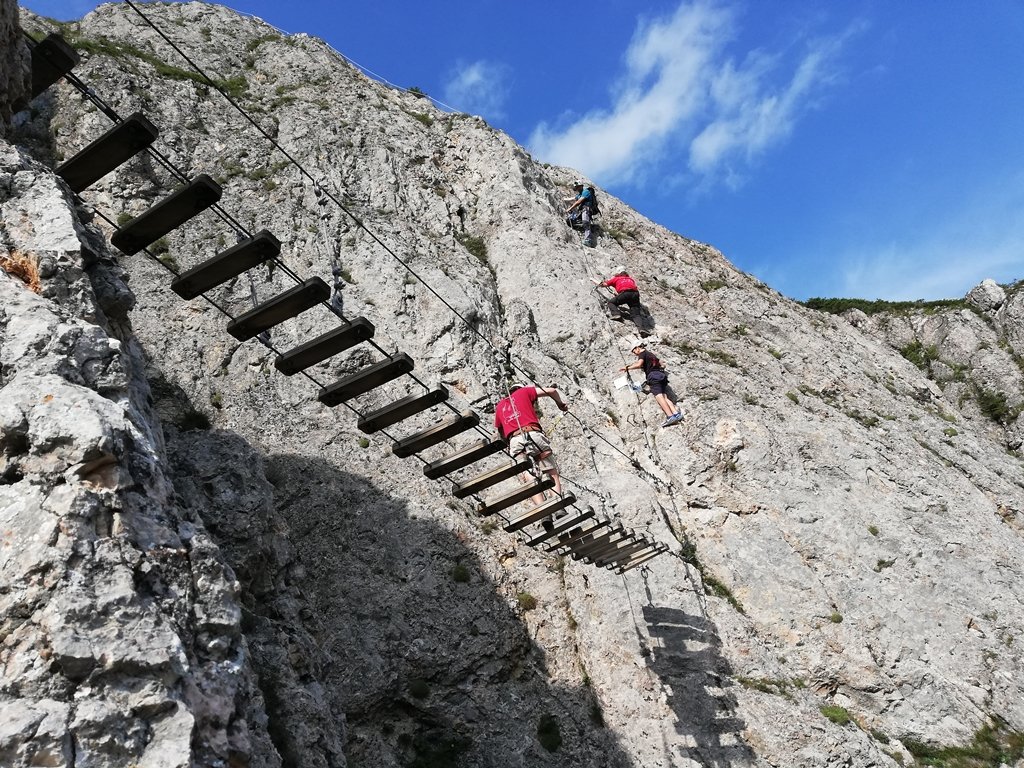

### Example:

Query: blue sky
xmin=21 ymin=1 xmax=1024 ymax=301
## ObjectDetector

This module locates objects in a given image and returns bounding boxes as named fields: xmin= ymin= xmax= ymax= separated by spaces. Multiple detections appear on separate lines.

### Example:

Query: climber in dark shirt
xmin=620 ymin=343 xmax=683 ymax=427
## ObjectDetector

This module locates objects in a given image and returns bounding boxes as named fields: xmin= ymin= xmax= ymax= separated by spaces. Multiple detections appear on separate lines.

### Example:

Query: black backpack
xmin=584 ymin=186 xmax=600 ymax=216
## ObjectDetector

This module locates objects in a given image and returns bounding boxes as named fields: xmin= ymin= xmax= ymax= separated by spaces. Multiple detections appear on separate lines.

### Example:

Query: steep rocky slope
xmin=822 ymin=280 xmax=1024 ymax=453
xmin=4 ymin=2 xmax=1024 ymax=766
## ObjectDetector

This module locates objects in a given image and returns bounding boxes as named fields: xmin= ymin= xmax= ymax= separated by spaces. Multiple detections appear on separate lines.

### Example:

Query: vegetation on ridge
xmin=802 ymin=297 xmax=966 ymax=316
xmin=902 ymin=718 xmax=1024 ymax=767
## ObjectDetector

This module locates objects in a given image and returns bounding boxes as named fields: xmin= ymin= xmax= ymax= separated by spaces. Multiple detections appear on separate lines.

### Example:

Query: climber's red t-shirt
xmin=601 ymin=275 xmax=637 ymax=293
xmin=494 ymin=387 xmax=539 ymax=438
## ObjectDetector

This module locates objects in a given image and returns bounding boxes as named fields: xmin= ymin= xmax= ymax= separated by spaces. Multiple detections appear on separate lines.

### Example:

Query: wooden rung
xmin=476 ymin=478 xmax=554 ymax=516
xmin=226 ymin=277 xmax=329 ymax=341
xmin=601 ymin=543 xmax=661 ymax=569
xmin=358 ymin=388 xmax=449 ymax=434
xmin=565 ymin=529 xmax=630 ymax=559
xmin=392 ymin=410 xmax=480 ymax=459
xmin=552 ymin=528 xmax=622 ymax=557
xmin=614 ymin=546 xmax=668 ymax=573
xmin=452 ymin=459 xmax=531 ymax=499
xmin=422 ymin=437 xmax=506 ymax=480
xmin=591 ymin=539 xmax=654 ymax=566
xmin=543 ymin=519 xmax=614 ymax=553
xmin=276 ymin=317 xmax=375 ymax=376
xmin=111 ymin=174 xmax=222 ymax=255
xmin=505 ymin=493 xmax=577 ymax=533
xmin=319 ymin=353 xmax=415 ymax=407
xmin=56 ymin=112 xmax=159 ymax=193
xmin=30 ymin=34 xmax=80 ymax=98
xmin=172 ymin=230 xmax=281 ymax=300
xmin=524 ymin=510 xmax=600 ymax=547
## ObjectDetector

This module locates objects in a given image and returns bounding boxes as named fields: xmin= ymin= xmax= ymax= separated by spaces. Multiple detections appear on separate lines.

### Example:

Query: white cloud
xmin=839 ymin=240 xmax=1024 ymax=302
xmin=689 ymin=42 xmax=836 ymax=175
xmin=529 ymin=0 xmax=847 ymax=190
xmin=443 ymin=60 xmax=510 ymax=120
xmin=834 ymin=180 xmax=1024 ymax=301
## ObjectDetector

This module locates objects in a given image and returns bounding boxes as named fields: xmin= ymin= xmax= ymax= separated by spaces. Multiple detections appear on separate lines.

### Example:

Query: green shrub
xmin=901 ymin=720 xmax=1024 ymax=766
xmin=803 ymin=297 xmax=965 ymax=316
xmin=408 ymin=678 xmax=430 ymax=699
xmin=456 ymin=233 xmax=487 ymax=263
xmin=358 ymin=437 xmax=370 ymax=448
xmin=150 ymin=236 xmax=170 ymax=255
xmin=245 ymin=33 xmax=281 ymax=52
xmin=452 ymin=564 xmax=470 ymax=583
xmin=975 ymin=385 xmax=1018 ymax=425
xmin=900 ymin=340 xmax=940 ymax=370
xmin=830 ymin=611 xmax=843 ymax=623
xmin=845 ymin=408 xmax=880 ymax=428
xmin=701 ymin=278 xmax=726 ymax=292
xmin=537 ymin=714 xmax=562 ymax=752
xmin=820 ymin=705 xmax=852 ymax=725
xmin=177 ymin=409 xmax=211 ymax=431
xmin=156 ymin=253 xmax=179 ymax=271
xmin=736 ymin=676 xmax=795 ymax=699
xmin=707 ymin=349 xmax=739 ymax=368
xmin=679 ymin=540 xmax=745 ymax=613
xmin=517 ymin=592 xmax=537 ymax=611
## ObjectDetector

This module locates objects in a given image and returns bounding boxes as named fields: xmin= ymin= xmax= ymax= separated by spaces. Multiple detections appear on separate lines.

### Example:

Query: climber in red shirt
xmin=593 ymin=266 xmax=644 ymax=330
xmin=494 ymin=383 xmax=569 ymax=506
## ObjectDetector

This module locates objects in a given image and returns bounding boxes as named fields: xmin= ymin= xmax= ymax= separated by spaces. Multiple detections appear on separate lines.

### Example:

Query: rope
xmin=118 ymin=0 xmax=647 ymax=468
xmin=39 ymin=38 xmax=501 ymax=437
xmin=50 ymin=7 xmax=665 ymax=558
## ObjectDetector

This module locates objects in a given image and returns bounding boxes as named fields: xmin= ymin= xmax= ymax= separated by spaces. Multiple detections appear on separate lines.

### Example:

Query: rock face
xmin=831 ymin=279 xmax=1024 ymax=452
xmin=3 ymin=2 xmax=1024 ymax=767
xmin=0 ymin=0 xmax=27 ymax=135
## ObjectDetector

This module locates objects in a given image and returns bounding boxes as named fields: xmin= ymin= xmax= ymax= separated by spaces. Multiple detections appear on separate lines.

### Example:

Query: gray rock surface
xmin=835 ymin=281 xmax=1024 ymax=451
xmin=0 ymin=120 xmax=267 ymax=766
xmin=0 ymin=0 xmax=28 ymax=135
xmin=4 ymin=2 xmax=1024 ymax=766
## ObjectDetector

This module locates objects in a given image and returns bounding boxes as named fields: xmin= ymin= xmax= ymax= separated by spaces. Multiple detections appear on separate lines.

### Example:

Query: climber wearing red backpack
xmin=620 ymin=343 xmax=683 ymax=427
xmin=592 ymin=266 xmax=644 ymax=330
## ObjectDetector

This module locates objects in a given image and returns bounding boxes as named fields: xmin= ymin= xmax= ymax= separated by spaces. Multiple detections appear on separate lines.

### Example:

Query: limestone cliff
xmin=3 ymin=2 xmax=1024 ymax=767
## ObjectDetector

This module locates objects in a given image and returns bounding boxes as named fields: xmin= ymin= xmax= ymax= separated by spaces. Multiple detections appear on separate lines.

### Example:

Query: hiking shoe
xmin=608 ymin=314 xmax=625 ymax=322
xmin=583 ymin=239 xmax=595 ymax=247
xmin=661 ymin=412 xmax=683 ymax=427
